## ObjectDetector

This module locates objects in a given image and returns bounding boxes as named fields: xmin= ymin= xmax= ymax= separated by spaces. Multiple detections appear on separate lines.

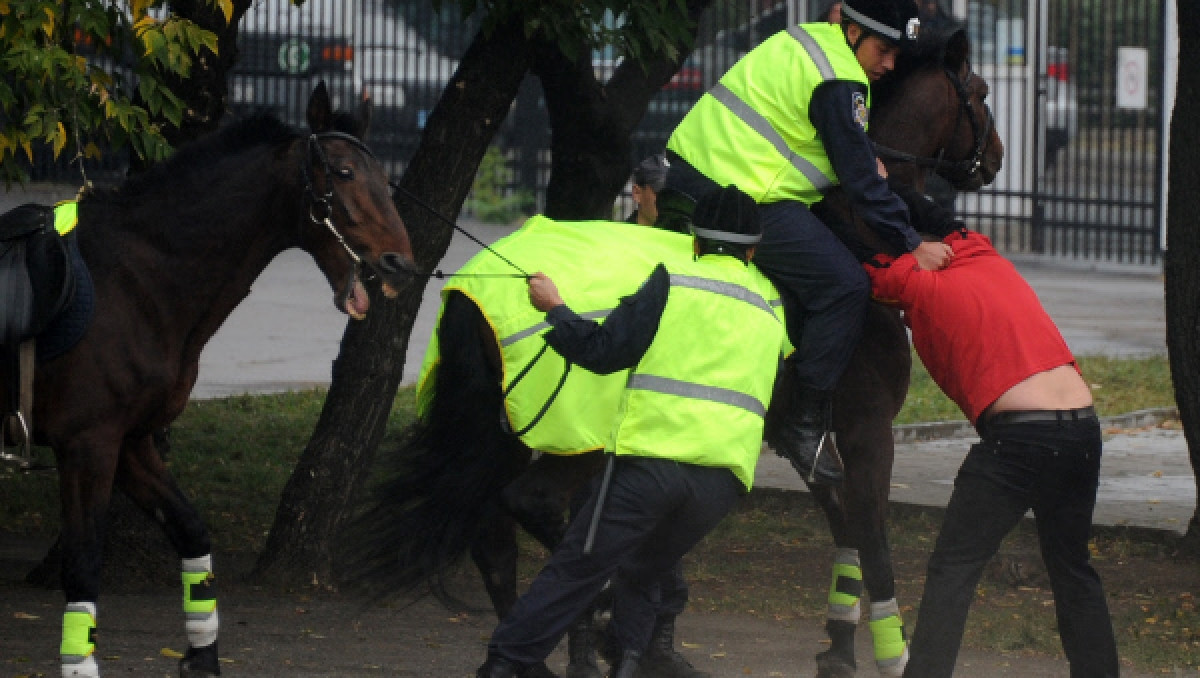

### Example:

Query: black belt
xmin=983 ymin=405 xmax=1096 ymax=428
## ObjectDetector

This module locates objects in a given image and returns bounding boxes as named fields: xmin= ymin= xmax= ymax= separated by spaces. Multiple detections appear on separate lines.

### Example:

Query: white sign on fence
xmin=1117 ymin=46 xmax=1149 ymax=110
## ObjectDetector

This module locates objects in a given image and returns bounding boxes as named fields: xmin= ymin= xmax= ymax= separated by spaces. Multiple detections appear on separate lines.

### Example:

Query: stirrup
xmin=805 ymin=431 xmax=831 ymax=483
xmin=803 ymin=431 xmax=843 ymax=486
xmin=1 ymin=412 xmax=53 ymax=472
xmin=1 ymin=410 xmax=33 ymax=469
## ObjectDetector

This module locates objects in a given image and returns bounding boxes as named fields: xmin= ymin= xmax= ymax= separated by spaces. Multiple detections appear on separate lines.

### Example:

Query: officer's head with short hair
xmin=631 ymin=154 xmax=670 ymax=226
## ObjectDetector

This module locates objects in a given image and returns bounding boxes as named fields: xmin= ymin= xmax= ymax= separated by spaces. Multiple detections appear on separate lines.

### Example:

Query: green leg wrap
xmin=869 ymin=598 xmax=909 ymax=677
xmin=826 ymin=548 xmax=862 ymax=623
xmin=182 ymin=555 xmax=219 ymax=648
xmin=61 ymin=601 xmax=99 ymax=677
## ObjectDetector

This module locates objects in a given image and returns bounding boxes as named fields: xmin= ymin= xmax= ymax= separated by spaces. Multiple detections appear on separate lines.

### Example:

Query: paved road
xmin=3 ymin=184 xmax=1191 ymax=536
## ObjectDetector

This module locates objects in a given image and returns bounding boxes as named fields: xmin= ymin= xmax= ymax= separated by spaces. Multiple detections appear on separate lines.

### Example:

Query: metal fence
xmin=954 ymin=0 xmax=1165 ymax=264
xmin=35 ymin=0 xmax=1167 ymax=264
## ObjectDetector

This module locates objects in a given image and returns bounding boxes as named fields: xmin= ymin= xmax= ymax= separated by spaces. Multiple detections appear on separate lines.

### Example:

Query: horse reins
xmin=387 ymin=180 xmax=531 ymax=280
xmin=383 ymin=179 xmax=574 ymax=439
xmin=872 ymin=62 xmax=994 ymax=185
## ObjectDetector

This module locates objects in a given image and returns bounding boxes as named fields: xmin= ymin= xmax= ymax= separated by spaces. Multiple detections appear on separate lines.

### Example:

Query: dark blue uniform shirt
xmin=542 ymin=263 xmax=670 ymax=375
xmin=810 ymin=80 xmax=923 ymax=253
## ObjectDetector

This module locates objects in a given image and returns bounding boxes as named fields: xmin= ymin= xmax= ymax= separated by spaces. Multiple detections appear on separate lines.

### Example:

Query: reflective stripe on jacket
xmin=611 ymin=256 xmax=787 ymax=490
xmin=667 ymin=22 xmax=870 ymax=205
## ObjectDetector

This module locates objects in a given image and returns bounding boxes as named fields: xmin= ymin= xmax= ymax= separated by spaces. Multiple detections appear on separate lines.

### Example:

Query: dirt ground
xmin=0 ymin=496 xmax=1188 ymax=678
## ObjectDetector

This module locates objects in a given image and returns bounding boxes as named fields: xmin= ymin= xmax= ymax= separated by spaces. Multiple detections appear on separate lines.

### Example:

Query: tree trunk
xmin=538 ymin=0 xmax=713 ymax=219
xmin=251 ymin=18 xmax=534 ymax=587
xmin=1165 ymin=3 xmax=1200 ymax=556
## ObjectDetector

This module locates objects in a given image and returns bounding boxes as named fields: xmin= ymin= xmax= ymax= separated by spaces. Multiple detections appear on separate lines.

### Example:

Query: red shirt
xmin=864 ymin=230 xmax=1077 ymax=424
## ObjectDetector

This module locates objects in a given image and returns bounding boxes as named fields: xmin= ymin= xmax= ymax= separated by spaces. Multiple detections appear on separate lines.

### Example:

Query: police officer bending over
xmin=476 ymin=186 xmax=788 ymax=678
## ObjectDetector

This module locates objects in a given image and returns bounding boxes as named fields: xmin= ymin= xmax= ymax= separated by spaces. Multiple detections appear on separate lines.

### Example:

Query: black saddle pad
xmin=37 ymin=236 xmax=95 ymax=362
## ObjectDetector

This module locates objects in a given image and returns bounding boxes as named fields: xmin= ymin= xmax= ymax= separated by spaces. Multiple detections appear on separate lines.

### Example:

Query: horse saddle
xmin=0 ymin=203 xmax=76 ymax=345
xmin=2 ymin=202 xmax=94 ymax=469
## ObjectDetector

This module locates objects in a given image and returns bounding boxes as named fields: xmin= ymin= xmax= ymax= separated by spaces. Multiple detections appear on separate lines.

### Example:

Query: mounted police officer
xmin=663 ymin=0 xmax=953 ymax=486
xmin=476 ymin=186 xmax=788 ymax=678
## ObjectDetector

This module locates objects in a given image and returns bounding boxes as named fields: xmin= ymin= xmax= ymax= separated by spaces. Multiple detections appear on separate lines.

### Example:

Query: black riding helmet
xmin=841 ymin=0 xmax=921 ymax=48
xmin=691 ymin=185 xmax=761 ymax=248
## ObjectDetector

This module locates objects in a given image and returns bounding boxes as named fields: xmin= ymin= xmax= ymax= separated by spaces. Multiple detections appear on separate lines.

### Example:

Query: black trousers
xmin=903 ymin=415 xmax=1119 ymax=678
xmin=663 ymin=154 xmax=869 ymax=391
xmin=488 ymin=457 xmax=742 ymax=668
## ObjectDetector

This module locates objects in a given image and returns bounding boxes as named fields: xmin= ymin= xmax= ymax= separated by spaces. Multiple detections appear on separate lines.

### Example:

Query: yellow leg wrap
xmin=182 ymin=569 xmax=217 ymax=615
xmin=869 ymin=599 xmax=909 ymax=676
xmin=61 ymin=602 xmax=96 ymax=659
xmin=182 ymin=555 xmax=219 ymax=648
xmin=827 ymin=548 xmax=862 ymax=623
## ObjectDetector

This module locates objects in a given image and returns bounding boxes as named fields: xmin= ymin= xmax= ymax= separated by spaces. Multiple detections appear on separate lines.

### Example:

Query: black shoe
xmin=639 ymin=617 xmax=710 ymax=678
xmin=566 ymin=612 xmax=604 ymax=678
xmin=477 ymin=655 xmax=522 ymax=678
xmin=776 ymin=425 xmax=843 ymax=485
xmin=770 ymin=386 xmax=843 ymax=486
xmin=608 ymin=650 xmax=641 ymax=678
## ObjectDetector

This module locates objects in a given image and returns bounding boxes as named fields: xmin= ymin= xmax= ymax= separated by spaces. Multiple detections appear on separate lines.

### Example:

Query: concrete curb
xmin=892 ymin=406 xmax=1180 ymax=443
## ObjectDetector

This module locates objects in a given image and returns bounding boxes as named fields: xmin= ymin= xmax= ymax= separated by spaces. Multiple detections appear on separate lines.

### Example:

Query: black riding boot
xmin=772 ymin=384 xmax=843 ymax=486
xmin=638 ymin=616 xmax=711 ymax=678
xmin=608 ymin=650 xmax=642 ymax=678
xmin=477 ymin=655 xmax=522 ymax=678
xmin=566 ymin=612 xmax=604 ymax=678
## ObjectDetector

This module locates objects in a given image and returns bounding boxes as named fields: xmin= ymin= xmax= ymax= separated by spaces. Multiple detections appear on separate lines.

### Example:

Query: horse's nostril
xmin=379 ymin=252 xmax=410 ymax=275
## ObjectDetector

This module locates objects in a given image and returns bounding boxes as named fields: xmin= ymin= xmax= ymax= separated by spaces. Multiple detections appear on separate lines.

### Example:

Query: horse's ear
xmin=944 ymin=28 xmax=969 ymax=71
xmin=356 ymin=94 xmax=373 ymax=141
xmin=307 ymin=81 xmax=334 ymax=134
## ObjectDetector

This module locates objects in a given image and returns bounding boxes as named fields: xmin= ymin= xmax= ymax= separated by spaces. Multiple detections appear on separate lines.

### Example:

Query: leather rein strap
xmin=872 ymin=63 xmax=993 ymax=185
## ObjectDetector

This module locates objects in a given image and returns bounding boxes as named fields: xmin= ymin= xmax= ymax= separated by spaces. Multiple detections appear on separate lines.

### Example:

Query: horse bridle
xmin=301 ymin=131 xmax=376 ymax=277
xmin=872 ymin=61 xmax=994 ymax=186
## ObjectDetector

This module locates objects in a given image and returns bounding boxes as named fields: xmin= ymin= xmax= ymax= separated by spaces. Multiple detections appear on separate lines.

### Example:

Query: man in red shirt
xmin=864 ymin=226 xmax=1119 ymax=678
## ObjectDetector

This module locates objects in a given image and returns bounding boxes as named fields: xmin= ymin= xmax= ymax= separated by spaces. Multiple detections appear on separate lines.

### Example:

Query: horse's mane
xmin=89 ymin=108 xmax=364 ymax=204
xmin=82 ymin=114 xmax=297 ymax=203
xmin=873 ymin=23 xmax=964 ymax=109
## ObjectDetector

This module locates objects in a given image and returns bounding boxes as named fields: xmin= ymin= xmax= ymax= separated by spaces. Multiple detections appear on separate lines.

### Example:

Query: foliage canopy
xmin=0 ymin=0 xmax=229 ymax=185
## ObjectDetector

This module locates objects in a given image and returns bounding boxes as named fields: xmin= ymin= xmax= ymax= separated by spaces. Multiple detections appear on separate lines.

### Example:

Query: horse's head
xmin=870 ymin=26 xmax=1005 ymax=192
xmin=299 ymin=83 xmax=417 ymax=319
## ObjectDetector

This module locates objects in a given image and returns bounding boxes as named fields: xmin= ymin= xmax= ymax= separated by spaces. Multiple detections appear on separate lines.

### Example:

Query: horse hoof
xmin=814 ymin=649 xmax=855 ymax=678
xmin=524 ymin=661 xmax=560 ymax=678
xmin=179 ymin=642 xmax=221 ymax=676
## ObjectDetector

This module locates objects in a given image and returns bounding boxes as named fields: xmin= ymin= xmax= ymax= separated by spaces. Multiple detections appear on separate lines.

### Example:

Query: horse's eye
xmin=335 ymin=167 xmax=354 ymax=180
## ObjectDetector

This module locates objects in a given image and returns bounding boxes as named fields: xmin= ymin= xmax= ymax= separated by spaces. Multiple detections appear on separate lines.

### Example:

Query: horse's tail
xmin=339 ymin=291 xmax=529 ymax=601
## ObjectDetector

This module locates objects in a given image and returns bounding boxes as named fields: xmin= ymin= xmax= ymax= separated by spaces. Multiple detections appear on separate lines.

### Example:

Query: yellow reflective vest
xmin=667 ymin=22 xmax=870 ymax=205
xmin=417 ymin=216 xmax=791 ymax=459
xmin=609 ymin=256 xmax=787 ymax=490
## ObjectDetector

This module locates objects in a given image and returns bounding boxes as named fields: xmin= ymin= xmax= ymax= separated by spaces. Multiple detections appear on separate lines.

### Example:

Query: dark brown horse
xmin=346 ymin=27 xmax=1001 ymax=678
xmin=0 ymin=84 xmax=416 ymax=677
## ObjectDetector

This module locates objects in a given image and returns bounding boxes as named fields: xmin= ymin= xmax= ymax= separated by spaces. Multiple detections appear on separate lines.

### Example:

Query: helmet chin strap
xmin=844 ymin=23 xmax=870 ymax=56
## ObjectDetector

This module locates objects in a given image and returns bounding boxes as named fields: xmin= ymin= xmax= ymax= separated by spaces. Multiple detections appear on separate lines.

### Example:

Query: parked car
xmin=228 ymin=0 xmax=359 ymax=127
xmin=355 ymin=7 xmax=460 ymax=160
xmin=228 ymin=0 xmax=461 ymax=169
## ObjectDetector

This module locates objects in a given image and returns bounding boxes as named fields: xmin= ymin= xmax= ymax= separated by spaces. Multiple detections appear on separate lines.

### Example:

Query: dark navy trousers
xmin=488 ymin=457 xmax=742 ymax=668
xmin=903 ymin=416 xmax=1119 ymax=678
xmin=664 ymin=154 xmax=869 ymax=391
